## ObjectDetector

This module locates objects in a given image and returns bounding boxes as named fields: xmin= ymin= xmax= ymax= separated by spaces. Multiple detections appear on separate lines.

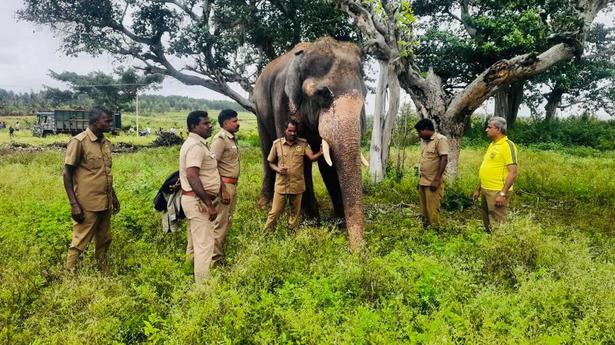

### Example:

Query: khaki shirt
xmin=419 ymin=132 xmax=450 ymax=186
xmin=211 ymin=128 xmax=240 ymax=179
xmin=179 ymin=133 xmax=221 ymax=195
xmin=268 ymin=137 xmax=313 ymax=194
xmin=64 ymin=128 xmax=113 ymax=212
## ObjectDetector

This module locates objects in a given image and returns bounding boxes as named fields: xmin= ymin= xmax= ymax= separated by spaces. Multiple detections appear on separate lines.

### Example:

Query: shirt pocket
xmin=85 ymin=152 xmax=103 ymax=169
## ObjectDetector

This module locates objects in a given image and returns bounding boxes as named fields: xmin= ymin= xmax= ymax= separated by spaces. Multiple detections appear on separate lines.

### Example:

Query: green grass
xmin=0 ymin=134 xmax=614 ymax=343
xmin=0 ymin=111 xmax=259 ymax=148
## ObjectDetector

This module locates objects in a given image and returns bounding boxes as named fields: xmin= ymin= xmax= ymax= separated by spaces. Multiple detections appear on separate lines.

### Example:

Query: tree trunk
xmin=494 ymin=81 xmax=524 ymax=126
xmin=544 ymin=88 xmax=563 ymax=122
xmin=368 ymin=60 xmax=401 ymax=182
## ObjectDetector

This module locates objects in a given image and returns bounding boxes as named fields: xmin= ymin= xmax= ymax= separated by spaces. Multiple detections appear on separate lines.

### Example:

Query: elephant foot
xmin=258 ymin=195 xmax=271 ymax=209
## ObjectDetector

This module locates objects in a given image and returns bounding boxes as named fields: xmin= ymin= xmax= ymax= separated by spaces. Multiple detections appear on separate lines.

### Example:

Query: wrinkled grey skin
xmin=253 ymin=37 xmax=367 ymax=249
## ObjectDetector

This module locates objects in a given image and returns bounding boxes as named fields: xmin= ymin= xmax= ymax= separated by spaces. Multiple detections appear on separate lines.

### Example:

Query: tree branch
xmin=445 ymin=43 xmax=578 ymax=121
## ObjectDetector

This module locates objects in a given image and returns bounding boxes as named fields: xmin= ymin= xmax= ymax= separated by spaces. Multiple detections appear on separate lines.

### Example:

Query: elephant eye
xmin=303 ymin=56 xmax=333 ymax=77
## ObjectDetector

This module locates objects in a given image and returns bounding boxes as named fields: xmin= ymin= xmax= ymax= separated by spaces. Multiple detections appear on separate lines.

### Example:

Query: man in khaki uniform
xmin=263 ymin=120 xmax=322 ymax=232
xmin=415 ymin=118 xmax=449 ymax=228
xmin=63 ymin=106 xmax=120 ymax=271
xmin=211 ymin=109 xmax=241 ymax=265
xmin=472 ymin=116 xmax=519 ymax=232
xmin=179 ymin=110 xmax=220 ymax=283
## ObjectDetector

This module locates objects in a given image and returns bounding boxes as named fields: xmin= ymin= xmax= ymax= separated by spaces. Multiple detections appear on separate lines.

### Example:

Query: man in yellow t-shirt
xmin=472 ymin=116 xmax=519 ymax=232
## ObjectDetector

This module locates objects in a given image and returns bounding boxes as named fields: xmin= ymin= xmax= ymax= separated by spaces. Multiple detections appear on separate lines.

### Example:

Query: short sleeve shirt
xmin=419 ymin=132 xmax=450 ymax=186
xmin=268 ymin=138 xmax=313 ymax=194
xmin=211 ymin=129 xmax=240 ymax=179
xmin=64 ymin=128 xmax=113 ymax=212
xmin=479 ymin=136 xmax=519 ymax=191
xmin=179 ymin=133 xmax=221 ymax=195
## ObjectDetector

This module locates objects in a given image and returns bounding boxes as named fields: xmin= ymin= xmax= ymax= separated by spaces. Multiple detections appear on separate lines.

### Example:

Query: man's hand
xmin=206 ymin=204 xmax=217 ymax=221
xmin=71 ymin=203 xmax=84 ymax=223
xmin=112 ymin=195 xmax=121 ymax=214
xmin=429 ymin=179 xmax=441 ymax=192
xmin=278 ymin=166 xmax=288 ymax=175
xmin=221 ymin=188 xmax=231 ymax=204
xmin=495 ymin=194 xmax=506 ymax=207
xmin=472 ymin=190 xmax=480 ymax=204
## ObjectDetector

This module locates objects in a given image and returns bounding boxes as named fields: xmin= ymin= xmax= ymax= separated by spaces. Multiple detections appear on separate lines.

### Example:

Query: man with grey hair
xmin=472 ymin=116 xmax=518 ymax=232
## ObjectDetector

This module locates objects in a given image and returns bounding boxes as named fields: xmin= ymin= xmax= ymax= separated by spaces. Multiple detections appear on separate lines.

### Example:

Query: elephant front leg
xmin=318 ymin=159 xmax=345 ymax=220
xmin=258 ymin=162 xmax=276 ymax=209
xmin=301 ymin=158 xmax=320 ymax=223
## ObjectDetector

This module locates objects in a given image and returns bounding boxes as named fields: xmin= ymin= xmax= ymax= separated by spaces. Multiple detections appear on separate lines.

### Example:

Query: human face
xmin=193 ymin=117 xmax=213 ymax=139
xmin=94 ymin=113 xmax=113 ymax=133
xmin=285 ymin=123 xmax=298 ymax=142
xmin=485 ymin=121 xmax=501 ymax=140
xmin=417 ymin=128 xmax=433 ymax=140
xmin=223 ymin=117 xmax=240 ymax=134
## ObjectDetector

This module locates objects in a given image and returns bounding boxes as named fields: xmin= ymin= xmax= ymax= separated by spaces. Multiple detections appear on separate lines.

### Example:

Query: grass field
xmin=0 ymin=114 xmax=614 ymax=343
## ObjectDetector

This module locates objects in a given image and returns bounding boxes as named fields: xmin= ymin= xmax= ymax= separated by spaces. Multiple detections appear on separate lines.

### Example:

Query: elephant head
xmin=282 ymin=38 xmax=367 ymax=251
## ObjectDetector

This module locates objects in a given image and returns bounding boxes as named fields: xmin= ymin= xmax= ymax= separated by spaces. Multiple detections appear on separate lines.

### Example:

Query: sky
xmin=0 ymin=0 xmax=229 ymax=99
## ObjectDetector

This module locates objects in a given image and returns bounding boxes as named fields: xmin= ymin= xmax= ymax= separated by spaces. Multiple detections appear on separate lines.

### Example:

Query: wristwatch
xmin=498 ymin=191 xmax=506 ymax=197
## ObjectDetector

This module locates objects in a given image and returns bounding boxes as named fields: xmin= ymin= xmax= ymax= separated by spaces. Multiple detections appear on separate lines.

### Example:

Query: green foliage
xmin=463 ymin=116 xmax=615 ymax=151
xmin=1 ymin=131 xmax=614 ymax=343
xmin=48 ymin=67 xmax=163 ymax=111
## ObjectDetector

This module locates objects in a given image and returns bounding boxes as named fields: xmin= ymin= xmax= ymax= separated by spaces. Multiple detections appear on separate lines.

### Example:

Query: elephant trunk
xmin=318 ymin=90 xmax=365 ymax=252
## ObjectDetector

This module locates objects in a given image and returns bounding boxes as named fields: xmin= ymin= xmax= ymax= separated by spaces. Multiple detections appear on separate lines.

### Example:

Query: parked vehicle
xmin=32 ymin=110 xmax=121 ymax=137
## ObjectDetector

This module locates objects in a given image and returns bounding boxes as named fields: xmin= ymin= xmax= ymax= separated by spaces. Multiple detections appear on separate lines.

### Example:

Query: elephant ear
xmin=284 ymin=49 xmax=305 ymax=114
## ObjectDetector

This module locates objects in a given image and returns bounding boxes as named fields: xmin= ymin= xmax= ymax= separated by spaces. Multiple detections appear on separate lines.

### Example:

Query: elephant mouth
xmin=314 ymin=86 xmax=334 ymax=108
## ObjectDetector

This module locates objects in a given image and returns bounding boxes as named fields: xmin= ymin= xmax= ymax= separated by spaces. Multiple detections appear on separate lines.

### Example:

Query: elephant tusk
xmin=361 ymin=152 xmax=369 ymax=167
xmin=322 ymin=140 xmax=333 ymax=166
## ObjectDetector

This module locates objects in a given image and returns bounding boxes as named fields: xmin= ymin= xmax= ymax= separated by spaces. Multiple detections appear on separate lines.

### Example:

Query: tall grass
xmin=0 ymin=139 xmax=614 ymax=343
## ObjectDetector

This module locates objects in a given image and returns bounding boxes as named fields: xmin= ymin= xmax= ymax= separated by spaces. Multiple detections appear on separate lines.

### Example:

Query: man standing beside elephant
xmin=415 ymin=118 xmax=449 ymax=229
xmin=211 ymin=109 xmax=240 ymax=266
xmin=179 ymin=110 xmax=219 ymax=283
xmin=263 ymin=120 xmax=323 ymax=233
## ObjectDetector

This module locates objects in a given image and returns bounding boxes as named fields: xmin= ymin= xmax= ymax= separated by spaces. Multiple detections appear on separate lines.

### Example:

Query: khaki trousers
xmin=212 ymin=182 xmax=237 ymax=264
xmin=182 ymin=195 xmax=216 ymax=283
xmin=418 ymin=183 xmax=445 ymax=228
xmin=263 ymin=192 xmax=302 ymax=232
xmin=66 ymin=209 xmax=112 ymax=271
xmin=480 ymin=189 xmax=512 ymax=231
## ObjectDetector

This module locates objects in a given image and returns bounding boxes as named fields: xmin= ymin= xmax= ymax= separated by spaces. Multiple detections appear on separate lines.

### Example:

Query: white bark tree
xmin=332 ymin=0 xmax=613 ymax=177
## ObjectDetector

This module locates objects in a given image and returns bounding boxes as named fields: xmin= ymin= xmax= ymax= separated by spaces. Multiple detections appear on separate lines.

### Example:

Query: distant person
xmin=179 ymin=111 xmax=219 ymax=283
xmin=263 ymin=120 xmax=322 ymax=233
xmin=472 ymin=116 xmax=519 ymax=232
xmin=210 ymin=109 xmax=241 ymax=266
xmin=9 ymin=126 xmax=15 ymax=138
xmin=414 ymin=118 xmax=449 ymax=229
xmin=0 ymin=121 xmax=5 ymax=129
xmin=15 ymin=121 xmax=20 ymax=131
xmin=63 ymin=106 xmax=120 ymax=272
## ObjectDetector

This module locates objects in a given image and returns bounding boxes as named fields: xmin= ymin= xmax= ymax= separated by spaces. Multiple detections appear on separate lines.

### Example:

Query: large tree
xmin=332 ymin=0 xmax=613 ymax=176
xmin=525 ymin=23 xmax=615 ymax=120
xmin=18 ymin=0 xmax=356 ymax=113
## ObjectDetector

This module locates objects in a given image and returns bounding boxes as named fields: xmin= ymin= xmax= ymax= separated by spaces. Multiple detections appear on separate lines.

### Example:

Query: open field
xmin=1 ymin=125 xmax=614 ymax=343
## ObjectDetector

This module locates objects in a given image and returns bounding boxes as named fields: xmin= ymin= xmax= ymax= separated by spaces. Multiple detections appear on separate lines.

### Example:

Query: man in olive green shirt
xmin=63 ymin=106 xmax=120 ymax=272
xmin=211 ymin=109 xmax=241 ymax=265
xmin=263 ymin=120 xmax=322 ymax=232
xmin=415 ymin=118 xmax=449 ymax=228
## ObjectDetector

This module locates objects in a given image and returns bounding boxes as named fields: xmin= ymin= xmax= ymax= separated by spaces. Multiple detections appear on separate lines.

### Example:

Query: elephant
xmin=253 ymin=37 xmax=368 ymax=251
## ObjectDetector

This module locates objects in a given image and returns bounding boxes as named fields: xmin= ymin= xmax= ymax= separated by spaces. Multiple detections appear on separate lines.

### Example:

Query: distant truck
xmin=32 ymin=110 xmax=122 ymax=137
